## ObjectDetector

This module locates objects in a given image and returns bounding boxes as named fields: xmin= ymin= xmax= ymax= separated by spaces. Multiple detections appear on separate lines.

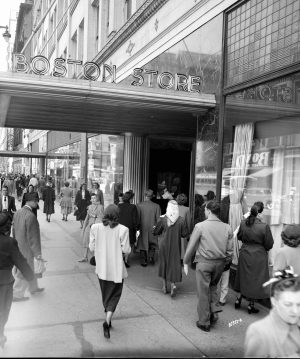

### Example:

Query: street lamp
xmin=0 ymin=25 xmax=11 ymax=42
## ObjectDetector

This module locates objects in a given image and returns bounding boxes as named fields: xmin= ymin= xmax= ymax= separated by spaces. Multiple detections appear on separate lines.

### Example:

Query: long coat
xmin=118 ymin=202 xmax=138 ymax=246
xmin=43 ymin=187 xmax=56 ymax=214
xmin=75 ymin=190 xmax=91 ymax=221
xmin=154 ymin=216 xmax=188 ymax=283
xmin=12 ymin=206 xmax=41 ymax=272
xmin=234 ymin=218 xmax=274 ymax=299
xmin=136 ymin=200 xmax=161 ymax=252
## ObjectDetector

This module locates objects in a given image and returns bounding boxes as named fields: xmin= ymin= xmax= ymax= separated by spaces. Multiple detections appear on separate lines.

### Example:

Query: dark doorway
xmin=148 ymin=139 xmax=192 ymax=213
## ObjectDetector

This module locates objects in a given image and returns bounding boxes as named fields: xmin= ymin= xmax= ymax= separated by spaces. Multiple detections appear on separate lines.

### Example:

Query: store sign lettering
xmin=240 ymin=84 xmax=292 ymax=103
xmin=236 ymin=151 xmax=270 ymax=168
xmin=12 ymin=54 xmax=201 ymax=93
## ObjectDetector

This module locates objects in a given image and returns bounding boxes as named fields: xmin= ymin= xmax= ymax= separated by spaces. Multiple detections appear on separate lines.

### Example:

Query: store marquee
xmin=13 ymin=54 xmax=201 ymax=93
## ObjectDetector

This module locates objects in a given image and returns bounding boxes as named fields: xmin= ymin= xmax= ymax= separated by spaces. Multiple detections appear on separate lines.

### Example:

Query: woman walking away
xmin=89 ymin=204 xmax=131 ymax=339
xmin=74 ymin=183 xmax=91 ymax=229
xmin=118 ymin=190 xmax=138 ymax=268
xmin=59 ymin=181 xmax=73 ymax=221
xmin=42 ymin=182 xmax=56 ymax=222
xmin=244 ymin=267 xmax=300 ymax=357
xmin=78 ymin=193 xmax=104 ymax=262
xmin=234 ymin=202 xmax=274 ymax=314
xmin=153 ymin=200 xmax=188 ymax=297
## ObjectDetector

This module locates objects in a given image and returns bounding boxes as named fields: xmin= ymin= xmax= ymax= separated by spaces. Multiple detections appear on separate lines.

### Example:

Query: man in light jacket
xmin=184 ymin=200 xmax=233 ymax=332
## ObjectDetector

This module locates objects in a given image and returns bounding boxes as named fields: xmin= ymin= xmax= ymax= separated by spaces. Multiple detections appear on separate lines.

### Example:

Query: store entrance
xmin=148 ymin=139 xmax=192 ymax=214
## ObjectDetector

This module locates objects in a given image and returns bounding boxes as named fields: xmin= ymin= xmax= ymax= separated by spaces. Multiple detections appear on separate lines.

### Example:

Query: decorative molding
xmin=89 ymin=0 xmax=167 ymax=67
xmin=126 ymin=40 xmax=135 ymax=56
xmin=154 ymin=18 xmax=159 ymax=32
xmin=57 ymin=19 xmax=68 ymax=41
xmin=70 ymin=0 xmax=80 ymax=16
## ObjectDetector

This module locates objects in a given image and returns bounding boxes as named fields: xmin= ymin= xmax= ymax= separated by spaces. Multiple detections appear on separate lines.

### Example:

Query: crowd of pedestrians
xmin=0 ymin=173 xmax=299 ymax=357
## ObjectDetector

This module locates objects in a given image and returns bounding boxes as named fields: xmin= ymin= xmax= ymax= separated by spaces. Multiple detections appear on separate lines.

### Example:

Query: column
xmin=80 ymin=133 xmax=88 ymax=187
xmin=123 ymin=133 xmax=147 ymax=204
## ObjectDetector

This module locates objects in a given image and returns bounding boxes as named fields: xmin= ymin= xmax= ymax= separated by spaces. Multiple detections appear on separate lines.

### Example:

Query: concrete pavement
xmin=1 ymin=200 xmax=269 ymax=357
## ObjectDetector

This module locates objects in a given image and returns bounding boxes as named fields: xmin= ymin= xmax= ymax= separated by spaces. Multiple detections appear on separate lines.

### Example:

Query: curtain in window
xmin=229 ymin=123 xmax=254 ymax=265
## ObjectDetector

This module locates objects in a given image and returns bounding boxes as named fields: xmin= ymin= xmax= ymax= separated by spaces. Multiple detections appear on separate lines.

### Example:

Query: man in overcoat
xmin=136 ymin=189 xmax=161 ymax=266
xmin=12 ymin=197 xmax=44 ymax=301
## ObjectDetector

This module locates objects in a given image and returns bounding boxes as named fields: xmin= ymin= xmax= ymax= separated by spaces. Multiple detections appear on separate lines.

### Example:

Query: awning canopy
xmin=0 ymin=72 xmax=216 ymax=137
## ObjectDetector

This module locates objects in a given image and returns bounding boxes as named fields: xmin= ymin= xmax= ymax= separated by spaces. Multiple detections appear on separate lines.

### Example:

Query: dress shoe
xmin=170 ymin=285 xmax=177 ymax=298
xmin=210 ymin=312 xmax=219 ymax=325
xmin=149 ymin=257 xmax=155 ymax=265
xmin=124 ymin=262 xmax=130 ymax=268
xmin=30 ymin=287 xmax=45 ymax=294
xmin=218 ymin=301 xmax=226 ymax=306
xmin=141 ymin=261 xmax=147 ymax=267
xmin=248 ymin=304 xmax=259 ymax=314
xmin=196 ymin=321 xmax=210 ymax=332
xmin=103 ymin=321 xmax=110 ymax=339
xmin=12 ymin=296 xmax=29 ymax=302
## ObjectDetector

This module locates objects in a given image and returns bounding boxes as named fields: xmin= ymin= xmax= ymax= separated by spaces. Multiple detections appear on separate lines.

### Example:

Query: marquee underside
xmin=0 ymin=72 xmax=215 ymax=137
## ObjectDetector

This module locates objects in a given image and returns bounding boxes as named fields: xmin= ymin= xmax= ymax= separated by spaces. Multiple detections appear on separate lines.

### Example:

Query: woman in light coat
xmin=59 ymin=181 xmax=73 ymax=221
xmin=78 ymin=193 xmax=103 ymax=262
xmin=89 ymin=204 xmax=131 ymax=339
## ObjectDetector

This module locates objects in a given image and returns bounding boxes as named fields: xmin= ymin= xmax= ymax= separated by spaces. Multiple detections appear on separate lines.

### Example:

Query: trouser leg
xmin=140 ymin=250 xmax=147 ymax=264
xmin=210 ymin=260 xmax=226 ymax=313
xmin=195 ymin=262 xmax=211 ymax=326
xmin=0 ymin=283 xmax=13 ymax=337
xmin=219 ymin=269 xmax=230 ymax=304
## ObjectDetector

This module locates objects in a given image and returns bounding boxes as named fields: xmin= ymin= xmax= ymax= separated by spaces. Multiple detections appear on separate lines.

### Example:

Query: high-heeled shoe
xmin=103 ymin=321 xmax=110 ymax=338
xmin=248 ymin=304 xmax=259 ymax=314
xmin=170 ymin=284 xmax=177 ymax=298
xmin=235 ymin=296 xmax=242 ymax=309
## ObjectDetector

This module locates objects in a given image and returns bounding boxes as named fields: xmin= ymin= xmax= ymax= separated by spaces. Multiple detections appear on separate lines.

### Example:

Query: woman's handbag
xmin=34 ymin=257 xmax=47 ymax=278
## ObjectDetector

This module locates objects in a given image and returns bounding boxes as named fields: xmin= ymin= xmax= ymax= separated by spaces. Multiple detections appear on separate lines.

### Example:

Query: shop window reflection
xmin=87 ymin=134 xmax=124 ymax=207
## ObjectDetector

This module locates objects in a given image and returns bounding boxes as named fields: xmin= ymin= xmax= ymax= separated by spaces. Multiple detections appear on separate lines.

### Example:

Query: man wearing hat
xmin=136 ymin=189 xmax=161 ymax=266
xmin=0 ymin=212 xmax=34 ymax=348
xmin=12 ymin=198 xmax=44 ymax=301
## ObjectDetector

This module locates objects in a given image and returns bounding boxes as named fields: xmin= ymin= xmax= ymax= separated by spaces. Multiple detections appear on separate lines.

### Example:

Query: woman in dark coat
xmin=42 ymin=182 xmax=56 ymax=222
xmin=118 ymin=190 xmax=138 ymax=267
xmin=234 ymin=202 xmax=274 ymax=314
xmin=74 ymin=183 xmax=91 ymax=228
xmin=153 ymin=200 xmax=188 ymax=297
xmin=21 ymin=185 xmax=39 ymax=217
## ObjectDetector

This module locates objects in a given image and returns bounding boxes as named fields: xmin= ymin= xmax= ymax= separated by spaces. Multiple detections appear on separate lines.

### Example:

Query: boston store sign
xmin=13 ymin=54 xmax=201 ymax=93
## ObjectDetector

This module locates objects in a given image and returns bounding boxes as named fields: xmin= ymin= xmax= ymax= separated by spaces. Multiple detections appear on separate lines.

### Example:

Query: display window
xmin=87 ymin=134 xmax=124 ymax=207
xmin=222 ymin=72 xmax=300 ymax=263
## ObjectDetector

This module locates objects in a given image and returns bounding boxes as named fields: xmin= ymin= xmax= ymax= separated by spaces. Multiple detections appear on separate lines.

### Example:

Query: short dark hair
xmin=64 ymin=181 xmax=70 ymax=187
xmin=176 ymin=193 xmax=187 ymax=206
xmin=254 ymin=201 xmax=264 ymax=213
xmin=93 ymin=182 xmax=100 ymax=189
xmin=102 ymin=204 xmax=119 ymax=228
xmin=206 ymin=191 xmax=215 ymax=201
xmin=206 ymin=200 xmax=220 ymax=216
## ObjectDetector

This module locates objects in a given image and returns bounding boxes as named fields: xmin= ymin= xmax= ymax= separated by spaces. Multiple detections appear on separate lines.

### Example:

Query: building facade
xmin=3 ymin=0 xmax=299 ymax=261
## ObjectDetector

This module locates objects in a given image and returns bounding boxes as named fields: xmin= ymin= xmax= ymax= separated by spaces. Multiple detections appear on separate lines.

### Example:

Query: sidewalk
xmin=2 ymin=201 xmax=269 ymax=358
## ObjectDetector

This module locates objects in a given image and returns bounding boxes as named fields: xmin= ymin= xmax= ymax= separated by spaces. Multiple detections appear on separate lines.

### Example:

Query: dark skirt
xmin=98 ymin=279 xmax=123 ymax=312
xmin=234 ymin=244 xmax=270 ymax=300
